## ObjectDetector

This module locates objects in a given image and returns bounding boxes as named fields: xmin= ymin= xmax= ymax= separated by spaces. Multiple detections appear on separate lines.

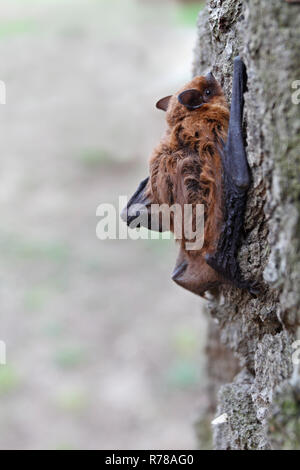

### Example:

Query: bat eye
xmin=205 ymin=89 xmax=211 ymax=96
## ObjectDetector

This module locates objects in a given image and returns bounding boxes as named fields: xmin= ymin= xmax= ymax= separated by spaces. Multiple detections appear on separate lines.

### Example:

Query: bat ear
xmin=178 ymin=89 xmax=203 ymax=110
xmin=156 ymin=95 xmax=172 ymax=112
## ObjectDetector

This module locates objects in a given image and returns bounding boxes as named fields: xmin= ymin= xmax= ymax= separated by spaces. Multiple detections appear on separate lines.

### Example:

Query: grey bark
xmin=193 ymin=0 xmax=300 ymax=450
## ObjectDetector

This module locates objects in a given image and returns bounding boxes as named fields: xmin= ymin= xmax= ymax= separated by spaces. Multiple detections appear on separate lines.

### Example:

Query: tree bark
xmin=194 ymin=0 xmax=300 ymax=450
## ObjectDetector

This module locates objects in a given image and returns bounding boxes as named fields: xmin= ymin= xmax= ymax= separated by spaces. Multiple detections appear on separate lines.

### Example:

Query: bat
xmin=121 ymin=57 xmax=258 ymax=297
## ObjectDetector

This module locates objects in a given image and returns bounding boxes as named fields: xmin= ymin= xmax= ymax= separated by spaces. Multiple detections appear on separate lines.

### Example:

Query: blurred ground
xmin=0 ymin=0 xmax=208 ymax=449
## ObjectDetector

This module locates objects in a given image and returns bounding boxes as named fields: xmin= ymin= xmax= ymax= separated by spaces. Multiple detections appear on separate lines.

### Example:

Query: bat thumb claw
xmin=172 ymin=260 xmax=188 ymax=281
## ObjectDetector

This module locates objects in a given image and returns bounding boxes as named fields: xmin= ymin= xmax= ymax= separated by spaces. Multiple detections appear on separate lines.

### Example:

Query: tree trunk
xmin=193 ymin=0 xmax=300 ymax=450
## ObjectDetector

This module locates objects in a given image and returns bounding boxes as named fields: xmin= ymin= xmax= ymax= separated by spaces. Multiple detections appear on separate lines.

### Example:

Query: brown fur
xmin=146 ymin=75 xmax=230 ymax=296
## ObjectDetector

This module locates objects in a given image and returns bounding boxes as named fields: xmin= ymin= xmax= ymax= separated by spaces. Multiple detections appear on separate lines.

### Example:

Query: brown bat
xmin=122 ymin=57 xmax=258 ymax=297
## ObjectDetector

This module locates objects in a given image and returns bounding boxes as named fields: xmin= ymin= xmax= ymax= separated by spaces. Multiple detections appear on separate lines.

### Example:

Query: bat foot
xmin=205 ymin=252 xmax=259 ymax=297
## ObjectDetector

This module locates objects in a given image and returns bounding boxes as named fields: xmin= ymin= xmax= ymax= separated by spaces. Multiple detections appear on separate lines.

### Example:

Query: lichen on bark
xmin=193 ymin=0 xmax=300 ymax=450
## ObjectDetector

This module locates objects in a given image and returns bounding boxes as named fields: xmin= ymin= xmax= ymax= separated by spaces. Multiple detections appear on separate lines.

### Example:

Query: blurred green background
xmin=0 ymin=0 xmax=208 ymax=450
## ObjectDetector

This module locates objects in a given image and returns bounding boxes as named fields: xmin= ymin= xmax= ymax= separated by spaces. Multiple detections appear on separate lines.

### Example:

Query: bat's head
xmin=156 ymin=72 xmax=227 ymax=127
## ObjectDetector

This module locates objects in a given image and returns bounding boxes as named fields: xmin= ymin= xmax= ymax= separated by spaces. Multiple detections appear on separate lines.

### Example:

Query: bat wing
xmin=205 ymin=57 xmax=259 ymax=296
